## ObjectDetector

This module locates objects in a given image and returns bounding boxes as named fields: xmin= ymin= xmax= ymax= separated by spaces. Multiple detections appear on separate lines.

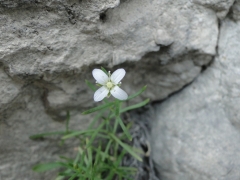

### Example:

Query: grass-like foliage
xmin=30 ymin=68 xmax=149 ymax=180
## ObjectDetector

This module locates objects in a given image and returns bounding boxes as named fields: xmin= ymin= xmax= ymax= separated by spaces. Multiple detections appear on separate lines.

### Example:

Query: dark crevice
xmin=99 ymin=12 xmax=107 ymax=22
xmin=126 ymin=106 xmax=161 ymax=180
xmin=225 ymin=0 xmax=239 ymax=21
xmin=216 ymin=17 xmax=222 ymax=55
xmin=151 ymin=79 xmax=196 ymax=106
xmin=65 ymin=5 xmax=77 ymax=24
xmin=200 ymin=57 xmax=214 ymax=73
xmin=201 ymin=14 xmax=221 ymax=73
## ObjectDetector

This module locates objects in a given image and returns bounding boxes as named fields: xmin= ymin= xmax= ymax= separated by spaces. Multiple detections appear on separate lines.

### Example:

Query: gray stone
xmin=0 ymin=66 xmax=22 ymax=111
xmin=0 ymin=66 xmax=24 ymax=119
xmin=0 ymin=87 xmax=92 ymax=180
xmin=193 ymin=0 xmax=235 ymax=19
xmin=0 ymin=0 xmax=219 ymax=119
xmin=151 ymin=18 xmax=240 ymax=180
xmin=231 ymin=0 xmax=240 ymax=21
xmin=0 ymin=0 xmax=232 ymax=179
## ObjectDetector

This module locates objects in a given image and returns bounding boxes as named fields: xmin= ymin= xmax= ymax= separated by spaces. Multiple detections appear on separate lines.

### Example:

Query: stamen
xmin=106 ymin=81 xmax=113 ymax=89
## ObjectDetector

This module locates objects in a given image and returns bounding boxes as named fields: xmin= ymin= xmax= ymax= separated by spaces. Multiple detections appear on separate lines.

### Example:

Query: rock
xmin=0 ymin=66 xmax=21 ymax=109
xmin=0 ymin=66 xmax=23 ymax=118
xmin=193 ymin=0 xmax=235 ymax=19
xmin=0 ymin=0 xmax=230 ymax=179
xmin=0 ymin=87 xmax=92 ymax=180
xmin=0 ymin=0 xmax=219 ymax=119
xmin=231 ymin=0 xmax=240 ymax=21
xmin=151 ymin=18 xmax=240 ymax=180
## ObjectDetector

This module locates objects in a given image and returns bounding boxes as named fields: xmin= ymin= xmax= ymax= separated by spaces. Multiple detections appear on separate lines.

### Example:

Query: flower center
xmin=106 ymin=81 xmax=114 ymax=89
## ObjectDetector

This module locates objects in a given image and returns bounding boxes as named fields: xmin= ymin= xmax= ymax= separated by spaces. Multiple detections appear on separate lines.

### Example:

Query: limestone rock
xmin=0 ymin=0 xmax=219 ymax=119
xmin=193 ymin=0 xmax=235 ymax=19
xmin=0 ymin=87 xmax=92 ymax=180
xmin=0 ymin=0 xmax=229 ymax=179
xmin=151 ymin=18 xmax=240 ymax=180
xmin=231 ymin=0 xmax=240 ymax=21
xmin=0 ymin=66 xmax=23 ymax=117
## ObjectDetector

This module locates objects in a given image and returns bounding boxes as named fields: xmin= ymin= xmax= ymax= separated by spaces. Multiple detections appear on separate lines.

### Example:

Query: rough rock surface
xmin=151 ymin=17 xmax=240 ymax=180
xmin=193 ymin=0 xmax=235 ymax=19
xmin=231 ymin=0 xmax=240 ymax=21
xmin=0 ymin=0 xmax=236 ymax=179
xmin=0 ymin=0 xmax=221 ymax=120
xmin=0 ymin=87 xmax=92 ymax=180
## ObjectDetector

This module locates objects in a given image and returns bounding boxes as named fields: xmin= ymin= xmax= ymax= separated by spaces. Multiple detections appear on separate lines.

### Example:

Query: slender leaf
xmin=101 ymin=67 xmax=108 ymax=75
xmin=125 ymin=85 xmax=147 ymax=101
xmin=94 ymin=146 xmax=102 ymax=166
xmin=116 ymin=116 xmax=132 ymax=141
xmin=69 ymin=174 xmax=78 ymax=180
xmin=114 ymin=140 xmax=119 ymax=158
xmin=58 ymin=172 xmax=75 ymax=177
xmin=109 ymin=133 xmax=142 ymax=162
xmin=88 ymin=119 xmax=106 ymax=147
xmin=79 ymin=146 xmax=88 ymax=166
xmin=88 ymin=109 xmax=106 ymax=129
xmin=115 ymin=150 xmax=127 ymax=166
xmin=102 ymin=140 xmax=113 ymax=161
xmin=113 ymin=114 xmax=119 ymax=134
xmin=86 ymin=138 xmax=92 ymax=167
xmin=115 ymin=100 xmax=121 ymax=116
xmin=32 ymin=162 xmax=66 ymax=172
xmin=29 ymin=131 xmax=66 ymax=140
xmin=62 ymin=129 xmax=97 ymax=140
xmin=121 ymin=98 xmax=149 ymax=113
xmin=55 ymin=175 xmax=65 ymax=180
xmin=59 ymin=156 xmax=72 ymax=163
xmin=65 ymin=111 xmax=70 ymax=133
xmin=106 ymin=168 xmax=115 ymax=180
xmin=73 ymin=146 xmax=81 ymax=168
xmin=85 ymin=79 xmax=97 ymax=91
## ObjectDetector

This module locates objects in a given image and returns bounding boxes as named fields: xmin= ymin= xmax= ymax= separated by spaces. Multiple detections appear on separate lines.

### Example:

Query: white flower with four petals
xmin=92 ymin=68 xmax=128 ymax=102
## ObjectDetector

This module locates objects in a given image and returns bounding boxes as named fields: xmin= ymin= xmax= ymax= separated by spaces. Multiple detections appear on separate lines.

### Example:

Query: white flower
xmin=92 ymin=68 xmax=128 ymax=102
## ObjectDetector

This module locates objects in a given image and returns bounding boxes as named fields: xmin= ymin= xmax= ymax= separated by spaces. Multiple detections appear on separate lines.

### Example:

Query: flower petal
xmin=94 ymin=86 xmax=109 ymax=102
xmin=110 ymin=68 xmax=126 ymax=84
xmin=110 ymin=86 xmax=128 ymax=100
xmin=92 ymin=69 xmax=108 ymax=85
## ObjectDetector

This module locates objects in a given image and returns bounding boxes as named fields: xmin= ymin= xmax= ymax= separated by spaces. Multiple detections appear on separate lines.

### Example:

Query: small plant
xmin=30 ymin=67 xmax=149 ymax=180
